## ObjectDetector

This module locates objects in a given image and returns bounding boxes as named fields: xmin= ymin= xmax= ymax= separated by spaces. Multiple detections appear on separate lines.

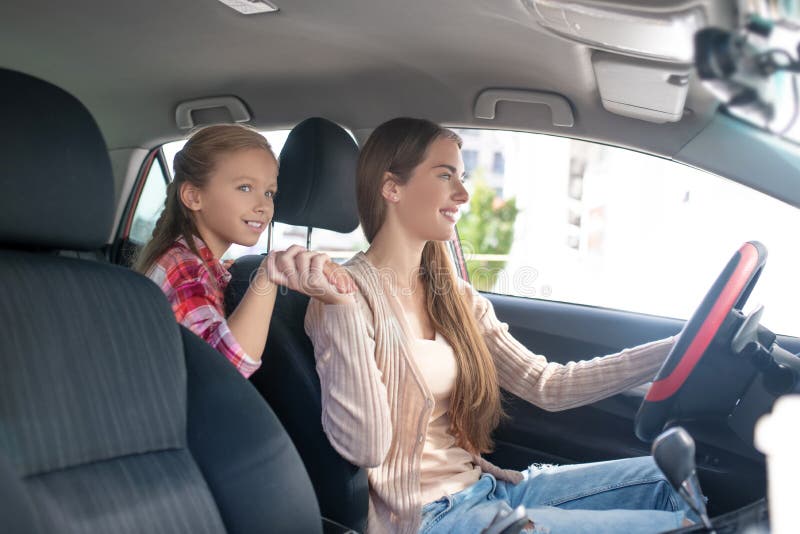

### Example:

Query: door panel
xmin=482 ymin=293 xmax=798 ymax=515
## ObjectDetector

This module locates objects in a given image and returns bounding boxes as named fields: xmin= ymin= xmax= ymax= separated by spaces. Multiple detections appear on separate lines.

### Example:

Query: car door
xmin=450 ymin=127 xmax=800 ymax=516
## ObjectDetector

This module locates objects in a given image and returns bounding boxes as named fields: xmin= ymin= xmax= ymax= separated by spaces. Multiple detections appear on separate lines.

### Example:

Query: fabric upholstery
xmin=0 ymin=66 xmax=324 ymax=534
xmin=227 ymin=256 xmax=369 ymax=533
xmin=0 ymin=251 xmax=185 ymax=476
xmin=26 ymin=450 xmax=226 ymax=534
xmin=274 ymin=117 xmax=360 ymax=233
xmin=183 ymin=325 xmax=323 ymax=534
xmin=0 ymin=453 xmax=40 ymax=533
xmin=0 ymin=68 xmax=113 ymax=250
xmin=0 ymin=251 xmax=227 ymax=532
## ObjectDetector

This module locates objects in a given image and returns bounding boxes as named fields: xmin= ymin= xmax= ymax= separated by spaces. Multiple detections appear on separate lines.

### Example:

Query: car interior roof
xmin=0 ymin=1 xmax=728 ymax=149
xmin=4 ymin=1 xmax=800 ymax=211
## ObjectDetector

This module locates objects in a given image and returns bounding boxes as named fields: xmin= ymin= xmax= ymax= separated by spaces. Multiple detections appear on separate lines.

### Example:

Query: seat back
xmin=225 ymin=118 xmax=368 ymax=532
xmin=0 ymin=452 xmax=40 ymax=533
xmin=0 ymin=67 xmax=321 ymax=534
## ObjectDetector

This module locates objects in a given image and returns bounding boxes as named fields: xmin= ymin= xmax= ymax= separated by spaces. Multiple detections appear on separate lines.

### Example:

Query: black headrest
xmin=275 ymin=118 xmax=359 ymax=233
xmin=0 ymin=69 xmax=113 ymax=251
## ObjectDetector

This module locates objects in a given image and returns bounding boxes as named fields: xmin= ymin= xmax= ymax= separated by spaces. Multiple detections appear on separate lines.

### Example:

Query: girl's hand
xmin=264 ymin=245 xmax=357 ymax=305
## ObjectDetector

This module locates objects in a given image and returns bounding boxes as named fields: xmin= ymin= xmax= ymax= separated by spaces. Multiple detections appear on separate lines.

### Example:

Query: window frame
xmin=111 ymin=147 xmax=170 ymax=264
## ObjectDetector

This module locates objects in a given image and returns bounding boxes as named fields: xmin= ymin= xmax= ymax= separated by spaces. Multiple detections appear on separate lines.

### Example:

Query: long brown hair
xmin=134 ymin=124 xmax=273 ymax=275
xmin=357 ymin=117 xmax=505 ymax=454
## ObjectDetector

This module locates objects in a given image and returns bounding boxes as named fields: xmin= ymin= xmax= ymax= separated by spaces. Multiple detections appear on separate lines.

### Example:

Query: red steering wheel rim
xmin=635 ymin=241 xmax=767 ymax=442
xmin=646 ymin=243 xmax=761 ymax=402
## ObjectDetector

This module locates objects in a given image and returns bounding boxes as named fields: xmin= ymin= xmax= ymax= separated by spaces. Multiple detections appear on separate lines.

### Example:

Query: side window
xmin=451 ymin=128 xmax=800 ymax=338
xmin=160 ymin=128 xmax=368 ymax=263
xmin=129 ymin=157 xmax=168 ymax=245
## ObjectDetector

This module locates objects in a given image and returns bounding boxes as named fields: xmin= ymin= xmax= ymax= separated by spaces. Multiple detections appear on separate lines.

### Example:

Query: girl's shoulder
xmin=148 ymin=241 xmax=208 ymax=285
xmin=158 ymin=241 xmax=203 ymax=269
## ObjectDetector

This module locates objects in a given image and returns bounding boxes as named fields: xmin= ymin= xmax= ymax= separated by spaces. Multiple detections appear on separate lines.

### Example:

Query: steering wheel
xmin=635 ymin=241 xmax=768 ymax=442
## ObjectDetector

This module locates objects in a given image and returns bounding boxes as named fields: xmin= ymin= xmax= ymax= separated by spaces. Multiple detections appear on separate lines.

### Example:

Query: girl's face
xmin=390 ymin=137 xmax=469 ymax=242
xmin=183 ymin=147 xmax=278 ymax=258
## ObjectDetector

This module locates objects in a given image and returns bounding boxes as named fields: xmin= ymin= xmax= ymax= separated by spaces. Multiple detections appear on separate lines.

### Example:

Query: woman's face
xmin=391 ymin=136 xmax=469 ymax=242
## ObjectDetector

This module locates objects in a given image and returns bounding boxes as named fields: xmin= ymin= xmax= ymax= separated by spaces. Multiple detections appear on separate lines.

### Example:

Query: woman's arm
xmin=463 ymin=282 xmax=676 ymax=411
xmin=305 ymin=294 xmax=393 ymax=468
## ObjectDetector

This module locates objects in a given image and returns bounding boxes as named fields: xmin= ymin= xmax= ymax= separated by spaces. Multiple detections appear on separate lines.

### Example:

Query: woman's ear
xmin=179 ymin=182 xmax=203 ymax=212
xmin=381 ymin=172 xmax=401 ymax=203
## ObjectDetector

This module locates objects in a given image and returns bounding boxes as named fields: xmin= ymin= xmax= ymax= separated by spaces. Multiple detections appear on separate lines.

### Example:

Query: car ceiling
xmin=1 ymin=0 xmax=736 ymax=156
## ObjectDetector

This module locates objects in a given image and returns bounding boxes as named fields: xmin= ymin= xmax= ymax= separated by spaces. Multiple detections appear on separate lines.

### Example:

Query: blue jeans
xmin=419 ymin=456 xmax=698 ymax=534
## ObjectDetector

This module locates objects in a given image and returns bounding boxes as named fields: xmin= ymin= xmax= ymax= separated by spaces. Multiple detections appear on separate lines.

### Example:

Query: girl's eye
xmin=238 ymin=184 xmax=252 ymax=192
xmin=439 ymin=173 xmax=452 ymax=181
xmin=265 ymin=191 xmax=276 ymax=199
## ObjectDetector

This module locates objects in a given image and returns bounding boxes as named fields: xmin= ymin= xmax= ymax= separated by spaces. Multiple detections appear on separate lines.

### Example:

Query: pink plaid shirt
xmin=146 ymin=237 xmax=260 ymax=378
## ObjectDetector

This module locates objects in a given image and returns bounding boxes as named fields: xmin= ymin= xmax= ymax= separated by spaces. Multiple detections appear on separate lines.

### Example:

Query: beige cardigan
xmin=304 ymin=252 xmax=676 ymax=534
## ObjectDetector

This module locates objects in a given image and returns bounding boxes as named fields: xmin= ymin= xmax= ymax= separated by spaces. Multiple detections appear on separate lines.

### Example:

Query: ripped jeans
xmin=419 ymin=456 xmax=698 ymax=534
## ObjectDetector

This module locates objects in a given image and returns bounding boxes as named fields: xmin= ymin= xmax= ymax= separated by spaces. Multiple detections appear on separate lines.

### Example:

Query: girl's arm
xmin=462 ymin=281 xmax=676 ymax=412
xmin=227 ymin=245 xmax=357 ymax=369
xmin=170 ymin=269 xmax=261 ymax=378
xmin=225 ymin=261 xmax=276 ymax=366
xmin=304 ymin=292 xmax=393 ymax=468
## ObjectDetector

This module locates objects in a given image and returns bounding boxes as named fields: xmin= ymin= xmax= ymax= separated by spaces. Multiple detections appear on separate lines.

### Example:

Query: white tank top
xmin=411 ymin=331 xmax=482 ymax=505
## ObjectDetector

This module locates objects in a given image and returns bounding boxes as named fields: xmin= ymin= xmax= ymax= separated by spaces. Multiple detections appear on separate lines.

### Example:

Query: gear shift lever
xmin=652 ymin=427 xmax=713 ymax=531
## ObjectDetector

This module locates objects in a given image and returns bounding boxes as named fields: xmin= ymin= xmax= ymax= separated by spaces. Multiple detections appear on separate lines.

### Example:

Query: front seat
xmin=225 ymin=118 xmax=369 ymax=533
xmin=0 ymin=67 xmax=322 ymax=533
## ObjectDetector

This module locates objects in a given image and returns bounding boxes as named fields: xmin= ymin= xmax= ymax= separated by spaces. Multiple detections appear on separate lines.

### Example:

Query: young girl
xmin=299 ymin=118 xmax=697 ymax=533
xmin=136 ymin=124 xmax=351 ymax=378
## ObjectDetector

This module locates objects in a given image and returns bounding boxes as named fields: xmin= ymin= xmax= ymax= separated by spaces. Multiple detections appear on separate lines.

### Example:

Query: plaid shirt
xmin=146 ymin=237 xmax=260 ymax=378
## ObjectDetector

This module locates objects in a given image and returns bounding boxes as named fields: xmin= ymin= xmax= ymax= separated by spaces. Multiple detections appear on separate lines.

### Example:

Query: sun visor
xmin=592 ymin=52 xmax=691 ymax=124
xmin=524 ymin=0 xmax=706 ymax=63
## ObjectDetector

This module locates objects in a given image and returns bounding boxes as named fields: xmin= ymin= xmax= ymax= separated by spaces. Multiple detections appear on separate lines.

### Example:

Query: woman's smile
xmin=439 ymin=207 xmax=460 ymax=224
